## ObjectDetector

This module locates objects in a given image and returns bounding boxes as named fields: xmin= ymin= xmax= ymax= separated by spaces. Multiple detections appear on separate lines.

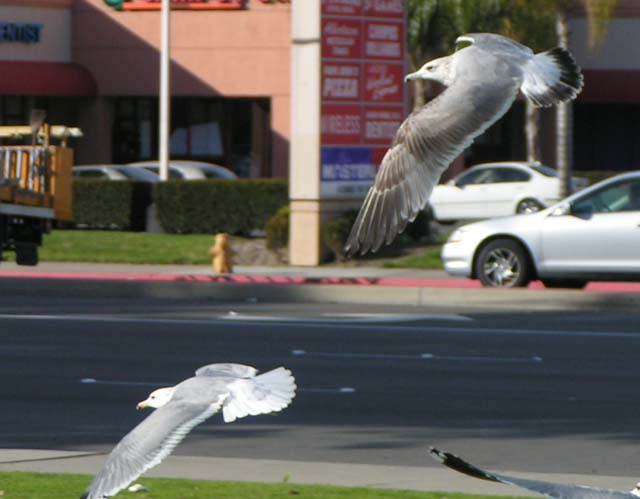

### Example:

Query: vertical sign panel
xmin=320 ymin=0 xmax=405 ymax=199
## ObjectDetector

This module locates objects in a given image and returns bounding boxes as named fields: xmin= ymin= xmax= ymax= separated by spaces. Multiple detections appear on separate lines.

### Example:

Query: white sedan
xmin=430 ymin=162 xmax=588 ymax=222
xmin=441 ymin=171 xmax=640 ymax=288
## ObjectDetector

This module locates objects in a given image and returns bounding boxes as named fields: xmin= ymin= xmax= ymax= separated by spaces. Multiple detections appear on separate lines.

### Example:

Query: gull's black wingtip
xmin=428 ymin=447 xmax=500 ymax=483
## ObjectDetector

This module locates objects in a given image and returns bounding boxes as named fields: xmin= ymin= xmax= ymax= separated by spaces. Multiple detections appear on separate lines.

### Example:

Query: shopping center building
xmin=1 ymin=0 xmax=639 ymax=178
xmin=0 ymin=0 xmax=290 ymax=178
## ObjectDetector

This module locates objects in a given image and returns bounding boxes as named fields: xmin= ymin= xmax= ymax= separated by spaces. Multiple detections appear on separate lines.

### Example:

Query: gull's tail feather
xmin=222 ymin=367 xmax=296 ymax=423
xmin=429 ymin=447 xmax=501 ymax=483
xmin=521 ymin=47 xmax=583 ymax=107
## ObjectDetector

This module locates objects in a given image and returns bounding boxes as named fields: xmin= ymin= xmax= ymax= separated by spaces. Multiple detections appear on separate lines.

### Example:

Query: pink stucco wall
xmin=72 ymin=0 xmax=291 ymax=176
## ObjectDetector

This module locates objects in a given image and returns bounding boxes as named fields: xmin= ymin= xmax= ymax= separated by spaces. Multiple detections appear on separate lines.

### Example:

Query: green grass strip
xmin=0 ymin=471 xmax=532 ymax=499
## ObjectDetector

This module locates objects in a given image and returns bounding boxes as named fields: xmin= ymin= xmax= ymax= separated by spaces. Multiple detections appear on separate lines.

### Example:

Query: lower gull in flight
xmin=81 ymin=363 xmax=296 ymax=499
xmin=430 ymin=447 xmax=640 ymax=498
xmin=345 ymin=33 xmax=583 ymax=256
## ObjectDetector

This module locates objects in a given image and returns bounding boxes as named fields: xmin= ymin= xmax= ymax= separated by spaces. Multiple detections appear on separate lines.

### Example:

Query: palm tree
xmin=506 ymin=0 xmax=617 ymax=196
xmin=407 ymin=0 xmax=512 ymax=111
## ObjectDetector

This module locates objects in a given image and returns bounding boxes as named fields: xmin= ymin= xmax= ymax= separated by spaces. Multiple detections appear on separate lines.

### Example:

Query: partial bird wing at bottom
xmin=344 ymin=57 xmax=519 ymax=256
xmin=430 ymin=447 xmax=637 ymax=499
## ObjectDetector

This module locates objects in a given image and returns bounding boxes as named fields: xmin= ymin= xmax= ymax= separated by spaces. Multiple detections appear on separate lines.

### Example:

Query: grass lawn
xmin=36 ymin=230 xmax=218 ymax=265
xmin=0 ymin=471 xmax=530 ymax=499
xmin=1 ymin=230 xmax=444 ymax=269
xmin=382 ymin=245 xmax=444 ymax=270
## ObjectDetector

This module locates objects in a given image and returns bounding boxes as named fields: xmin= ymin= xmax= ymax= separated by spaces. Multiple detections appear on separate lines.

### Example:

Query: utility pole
xmin=159 ymin=0 xmax=171 ymax=181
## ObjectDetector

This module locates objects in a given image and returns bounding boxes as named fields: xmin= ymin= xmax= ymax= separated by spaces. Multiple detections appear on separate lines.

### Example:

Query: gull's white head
xmin=404 ymin=55 xmax=454 ymax=86
xmin=631 ymin=482 xmax=640 ymax=497
xmin=137 ymin=386 xmax=175 ymax=410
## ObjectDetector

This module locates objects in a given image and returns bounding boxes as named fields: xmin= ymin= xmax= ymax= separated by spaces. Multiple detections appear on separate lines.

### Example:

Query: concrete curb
xmin=0 ymin=450 xmax=638 ymax=497
xmin=3 ymin=273 xmax=640 ymax=311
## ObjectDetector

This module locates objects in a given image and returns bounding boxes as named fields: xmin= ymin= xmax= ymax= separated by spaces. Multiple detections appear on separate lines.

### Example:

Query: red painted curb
xmin=1 ymin=270 xmax=639 ymax=293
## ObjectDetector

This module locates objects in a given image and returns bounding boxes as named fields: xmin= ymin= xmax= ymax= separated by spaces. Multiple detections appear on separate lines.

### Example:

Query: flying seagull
xmin=429 ymin=447 xmax=640 ymax=499
xmin=345 ymin=33 xmax=583 ymax=256
xmin=81 ymin=363 xmax=296 ymax=499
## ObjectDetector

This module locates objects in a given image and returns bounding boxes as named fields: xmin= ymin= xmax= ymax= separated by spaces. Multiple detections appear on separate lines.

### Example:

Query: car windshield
xmin=529 ymin=164 xmax=558 ymax=177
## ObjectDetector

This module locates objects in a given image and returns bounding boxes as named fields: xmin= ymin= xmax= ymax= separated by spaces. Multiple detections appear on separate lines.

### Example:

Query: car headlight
xmin=447 ymin=227 xmax=469 ymax=243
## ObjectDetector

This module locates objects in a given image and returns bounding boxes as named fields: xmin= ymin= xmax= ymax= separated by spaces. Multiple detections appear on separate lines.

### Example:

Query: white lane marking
xmin=291 ymin=349 xmax=543 ymax=364
xmin=221 ymin=312 xmax=471 ymax=323
xmin=0 ymin=314 xmax=638 ymax=339
xmin=79 ymin=378 xmax=355 ymax=394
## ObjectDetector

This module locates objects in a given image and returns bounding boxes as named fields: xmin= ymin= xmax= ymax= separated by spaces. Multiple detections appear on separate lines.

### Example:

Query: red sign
xmin=363 ymin=0 xmax=404 ymax=18
xmin=323 ymin=62 xmax=362 ymax=101
xmin=321 ymin=0 xmax=362 ymax=16
xmin=362 ymin=106 xmax=404 ymax=145
xmin=321 ymin=105 xmax=362 ymax=145
xmin=321 ymin=18 xmax=362 ymax=59
xmin=117 ymin=0 xmax=244 ymax=10
xmin=364 ymin=63 xmax=403 ymax=102
xmin=364 ymin=20 xmax=403 ymax=60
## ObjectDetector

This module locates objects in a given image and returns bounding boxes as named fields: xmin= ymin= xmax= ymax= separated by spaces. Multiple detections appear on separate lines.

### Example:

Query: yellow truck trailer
xmin=0 ymin=122 xmax=80 ymax=265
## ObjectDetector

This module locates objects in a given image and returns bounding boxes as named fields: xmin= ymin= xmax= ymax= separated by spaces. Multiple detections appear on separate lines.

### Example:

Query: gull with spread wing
xmin=81 ymin=363 xmax=296 ymax=499
xmin=345 ymin=33 xmax=583 ymax=256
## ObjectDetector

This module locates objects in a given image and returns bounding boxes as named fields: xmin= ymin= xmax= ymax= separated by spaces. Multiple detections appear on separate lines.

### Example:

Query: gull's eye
xmin=426 ymin=65 xmax=434 ymax=71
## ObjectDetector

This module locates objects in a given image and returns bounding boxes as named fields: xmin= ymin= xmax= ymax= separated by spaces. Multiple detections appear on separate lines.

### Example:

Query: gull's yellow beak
xmin=136 ymin=401 xmax=148 ymax=411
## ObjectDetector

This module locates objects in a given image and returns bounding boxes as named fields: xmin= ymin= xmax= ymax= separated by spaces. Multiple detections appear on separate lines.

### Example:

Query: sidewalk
xmin=1 ymin=449 xmax=638 ymax=497
xmin=2 ymin=261 xmax=640 ymax=311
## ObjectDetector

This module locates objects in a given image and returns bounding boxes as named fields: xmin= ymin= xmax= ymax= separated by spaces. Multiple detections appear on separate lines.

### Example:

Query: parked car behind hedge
xmin=128 ymin=160 xmax=237 ymax=180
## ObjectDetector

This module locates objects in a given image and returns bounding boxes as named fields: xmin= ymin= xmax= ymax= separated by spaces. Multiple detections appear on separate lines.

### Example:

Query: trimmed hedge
xmin=154 ymin=179 xmax=288 ymax=234
xmin=72 ymin=180 xmax=152 ymax=231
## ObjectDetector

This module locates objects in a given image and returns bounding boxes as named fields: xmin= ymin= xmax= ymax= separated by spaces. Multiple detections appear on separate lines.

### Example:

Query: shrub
xmin=404 ymin=208 xmax=433 ymax=242
xmin=72 ymin=180 xmax=152 ymax=231
xmin=321 ymin=210 xmax=359 ymax=262
xmin=154 ymin=179 xmax=288 ymax=235
xmin=265 ymin=205 xmax=290 ymax=250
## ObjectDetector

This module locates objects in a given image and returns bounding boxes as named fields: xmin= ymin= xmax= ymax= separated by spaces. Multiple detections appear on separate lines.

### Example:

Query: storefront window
xmin=112 ymin=96 xmax=270 ymax=177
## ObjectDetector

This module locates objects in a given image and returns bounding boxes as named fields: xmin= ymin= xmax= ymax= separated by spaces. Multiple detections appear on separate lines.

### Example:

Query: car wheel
xmin=542 ymin=279 xmax=587 ymax=289
xmin=516 ymin=198 xmax=544 ymax=214
xmin=475 ymin=238 xmax=531 ymax=288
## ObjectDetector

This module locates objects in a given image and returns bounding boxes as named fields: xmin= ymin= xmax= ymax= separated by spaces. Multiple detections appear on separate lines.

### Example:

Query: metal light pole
xmin=158 ymin=0 xmax=171 ymax=181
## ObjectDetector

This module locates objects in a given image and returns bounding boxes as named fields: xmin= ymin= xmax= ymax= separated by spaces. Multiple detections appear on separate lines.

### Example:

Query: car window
xmin=529 ymin=164 xmax=558 ymax=177
xmin=572 ymin=179 xmax=640 ymax=214
xmin=455 ymin=169 xmax=491 ymax=186
xmin=494 ymin=168 xmax=530 ymax=183
xmin=143 ymin=166 xmax=182 ymax=179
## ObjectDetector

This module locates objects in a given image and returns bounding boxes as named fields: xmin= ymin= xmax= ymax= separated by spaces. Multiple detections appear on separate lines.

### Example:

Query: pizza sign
xmin=320 ymin=0 xmax=406 ymax=198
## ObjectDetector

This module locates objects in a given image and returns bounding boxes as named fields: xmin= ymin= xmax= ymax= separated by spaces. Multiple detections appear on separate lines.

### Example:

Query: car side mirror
xmin=570 ymin=202 xmax=594 ymax=220
xmin=550 ymin=202 xmax=570 ymax=217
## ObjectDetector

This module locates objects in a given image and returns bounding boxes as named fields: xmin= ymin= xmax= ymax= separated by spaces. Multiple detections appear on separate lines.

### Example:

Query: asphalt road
xmin=2 ymin=295 xmax=640 ymax=478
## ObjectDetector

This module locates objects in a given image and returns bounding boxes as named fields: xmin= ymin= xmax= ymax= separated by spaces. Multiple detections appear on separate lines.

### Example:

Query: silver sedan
xmin=441 ymin=171 xmax=640 ymax=288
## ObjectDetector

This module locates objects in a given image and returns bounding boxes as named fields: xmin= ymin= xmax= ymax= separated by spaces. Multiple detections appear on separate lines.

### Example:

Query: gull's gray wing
xmin=344 ymin=48 xmax=520 ymax=256
xmin=457 ymin=33 xmax=533 ymax=57
xmin=81 ymin=384 xmax=227 ymax=499
xmin=195 ymin=363 xmax=258 ymax=379
xmin=430 ymin=448 xmax=637 ymax=499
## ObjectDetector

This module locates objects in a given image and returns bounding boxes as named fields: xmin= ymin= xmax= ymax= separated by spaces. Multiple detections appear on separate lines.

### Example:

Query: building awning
xmin=0 ymin=61 xmax=97 ymax=97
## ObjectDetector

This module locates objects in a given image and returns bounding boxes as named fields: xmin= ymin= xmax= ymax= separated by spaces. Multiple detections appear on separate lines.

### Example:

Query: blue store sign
xmin=0 ymin=23 xmax=42 ymax=44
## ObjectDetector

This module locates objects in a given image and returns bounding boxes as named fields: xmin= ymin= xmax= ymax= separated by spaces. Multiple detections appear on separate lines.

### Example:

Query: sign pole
xmin=158 ymin=0 xmax=171 ymax=181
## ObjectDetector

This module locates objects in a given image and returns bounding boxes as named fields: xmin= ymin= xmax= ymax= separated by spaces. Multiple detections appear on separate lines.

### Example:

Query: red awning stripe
xmin=0 ymin=61 xmax=97 ymax=97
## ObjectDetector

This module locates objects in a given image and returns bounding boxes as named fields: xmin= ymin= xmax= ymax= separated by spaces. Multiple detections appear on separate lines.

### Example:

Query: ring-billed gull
xmin=81 ymin=363 xmax=296 ymax=499
xmin=345 ymin=33 xmax=583 ymax=256
xmin=430 ymin=447 xmax=640 ymax=498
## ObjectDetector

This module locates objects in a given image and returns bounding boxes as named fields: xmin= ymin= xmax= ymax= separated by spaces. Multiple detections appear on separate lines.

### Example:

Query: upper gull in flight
xmin=430 ymin=447 xmax=640 ymax=498
xmin=345 ymin=33 xmax=583 ymax=256
xmin=81 ymin=363 xmax=296 ymax=499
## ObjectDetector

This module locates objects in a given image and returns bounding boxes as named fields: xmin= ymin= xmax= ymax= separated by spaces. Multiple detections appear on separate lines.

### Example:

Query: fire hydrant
xmin=208 ymin=233 xmax=233 ymax=274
